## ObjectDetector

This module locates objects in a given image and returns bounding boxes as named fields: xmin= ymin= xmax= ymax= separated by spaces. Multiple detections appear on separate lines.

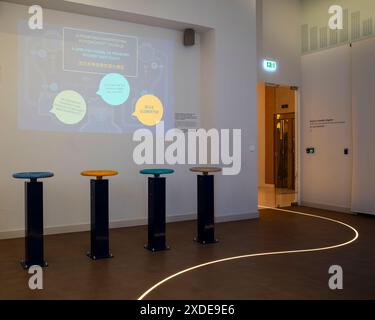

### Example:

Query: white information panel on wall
xmin=174 ymin=112 xmax=199 ymax=131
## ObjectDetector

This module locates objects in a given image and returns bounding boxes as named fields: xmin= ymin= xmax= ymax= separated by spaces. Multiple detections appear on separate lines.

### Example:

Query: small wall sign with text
xmin=309 ymin=119 xmax=346 ymax=129
xmin=174 ymin=112 xmax=198 ymax=132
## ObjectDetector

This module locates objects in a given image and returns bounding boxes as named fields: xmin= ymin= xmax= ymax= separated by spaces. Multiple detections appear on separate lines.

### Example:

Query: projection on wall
xmin=18 ymin=23 xmax=174 ymax=133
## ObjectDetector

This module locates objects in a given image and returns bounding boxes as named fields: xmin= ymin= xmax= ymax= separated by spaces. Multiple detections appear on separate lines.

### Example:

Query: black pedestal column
xmin=22 ymin=180 xmax=47 ymax=269
xmin=144 ymin=176 xmax=169 ymax=252
xmin=196 ymin=174 xmax=218 ymax=244
xmin=13 ymin=172 xmax=53 ymax=270
xmin=87 ymin=179 xmax=113 ymax=260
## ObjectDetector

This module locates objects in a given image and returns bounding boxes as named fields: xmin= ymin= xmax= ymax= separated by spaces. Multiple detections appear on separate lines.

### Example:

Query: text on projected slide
xmin=18 ymin=22 xmax=174 ymax=133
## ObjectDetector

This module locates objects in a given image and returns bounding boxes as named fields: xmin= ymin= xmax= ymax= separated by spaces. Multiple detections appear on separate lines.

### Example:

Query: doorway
xmin=258 ymin=83 xmax=299 ymax=208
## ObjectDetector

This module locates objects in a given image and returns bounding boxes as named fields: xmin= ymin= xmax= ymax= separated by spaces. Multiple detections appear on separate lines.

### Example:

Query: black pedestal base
xmin=88 ymin=179 xmax=112 ymax=260
xmin=144 ymin=244 xmax=170 ymax=253
xmin=145 ymin=177 xmax=169 ymax=252
xmin=196 ymin=175 xmax=218 ymax=245
xmin=86 ymin=252 xmax=113 ymax=261
xmin=23 ymin=181 xmax=46 ymax=269
xmin=194 ymin=237 xmax=219 ymax=245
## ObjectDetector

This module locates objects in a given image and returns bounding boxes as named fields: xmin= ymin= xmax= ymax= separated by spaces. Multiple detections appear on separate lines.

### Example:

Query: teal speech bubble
xmin=97 ymin=73 xmax=130 ymax=106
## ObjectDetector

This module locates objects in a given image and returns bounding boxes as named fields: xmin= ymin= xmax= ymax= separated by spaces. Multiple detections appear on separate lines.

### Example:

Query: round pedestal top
xmin=81 ymin=170 xmax=119 ymax=179
xmin=140 ymin=169 xmax=175 ymax=177
xmin=189 ymin=167 xmax=222 ymax=175
xmin=13 ymin=172 xmax=54 ymax=181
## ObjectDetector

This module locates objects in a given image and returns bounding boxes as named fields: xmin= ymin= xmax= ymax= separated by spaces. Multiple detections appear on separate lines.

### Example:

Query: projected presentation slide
xmin=18 ymin=22 xmax=174 ymax=133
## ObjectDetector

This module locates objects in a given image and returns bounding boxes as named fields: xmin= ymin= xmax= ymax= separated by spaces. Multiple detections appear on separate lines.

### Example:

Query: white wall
xmin=257 ymin=83 xmax=265 ymax=186
xmin=301 ymin=0 xmax=375 ymax=55
xmin=301 ymin=0 xmax=375 ymax=28
xmin=0 ymin=0 xmax=259 ymax=237
xmin=67 ymin=0 xmax=259 ymax=219
xmin=258 ymin=0 xmax=301 ymax=86
xmin=351 ymin=38 xmax=375 ymax=215
xmin=301 ymin=46 xmax=352 ymax=211
xmin=299 ymin=0 xmax=375 ymax=212
xmin=0 ymin=1 xmax=201 ymax=234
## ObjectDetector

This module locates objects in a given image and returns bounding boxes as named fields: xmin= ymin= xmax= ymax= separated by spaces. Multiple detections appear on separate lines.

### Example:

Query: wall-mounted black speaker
xmin=184 ymin=29 xmax=195 ymax=47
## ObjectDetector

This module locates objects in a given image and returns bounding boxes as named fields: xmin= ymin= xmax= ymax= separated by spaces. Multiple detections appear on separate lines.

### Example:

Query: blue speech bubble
xmin=97 ymin=73 xmax=130 ymax=106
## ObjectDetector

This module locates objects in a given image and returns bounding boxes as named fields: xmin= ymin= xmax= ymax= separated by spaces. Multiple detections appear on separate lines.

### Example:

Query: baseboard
xmin=0 ymin=230 xmax=25 ymax=240
xmin=300 ymin=201 xmax=353 ymax=214
xmin=216 ymin=212 xmax=259 ymax=222
xmin=0 ymin=212 xmax=259 ymax=240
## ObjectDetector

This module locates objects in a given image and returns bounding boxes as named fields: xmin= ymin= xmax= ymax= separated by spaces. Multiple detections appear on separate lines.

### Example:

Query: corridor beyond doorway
xmin=258 ymin=83 xmax=298 ymax=208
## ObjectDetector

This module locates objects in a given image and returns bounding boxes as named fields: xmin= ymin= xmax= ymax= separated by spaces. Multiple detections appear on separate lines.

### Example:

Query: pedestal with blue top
xmin=13 ymin=172 xmax=54 ymax=269
xmin=190 ymin=167 xmax=222 ymax=245
xmin=140 ymin=169 xmax=174 ymax=252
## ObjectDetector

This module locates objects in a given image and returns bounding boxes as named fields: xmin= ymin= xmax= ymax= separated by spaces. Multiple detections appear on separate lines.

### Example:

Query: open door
xmin=258 ymin=83 xmax=298 ymax=208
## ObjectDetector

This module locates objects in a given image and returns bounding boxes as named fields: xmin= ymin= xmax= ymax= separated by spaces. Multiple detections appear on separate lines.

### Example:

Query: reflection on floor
xmin=258 ymin=186 xmax=296 ymax=208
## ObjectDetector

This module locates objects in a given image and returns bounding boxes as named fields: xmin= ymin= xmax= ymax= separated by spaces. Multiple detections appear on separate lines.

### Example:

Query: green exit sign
xmin=263 ymin=59 xmax=277 ymax=72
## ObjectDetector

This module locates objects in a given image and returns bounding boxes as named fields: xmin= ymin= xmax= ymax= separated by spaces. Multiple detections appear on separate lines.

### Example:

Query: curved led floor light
xmin=137 ymin=206 xmax=359 ymax=300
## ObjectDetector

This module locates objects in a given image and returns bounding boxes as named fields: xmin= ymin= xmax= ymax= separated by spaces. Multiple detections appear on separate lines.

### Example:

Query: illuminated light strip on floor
xmin=137 ymin=206 xmax=359 ymax=300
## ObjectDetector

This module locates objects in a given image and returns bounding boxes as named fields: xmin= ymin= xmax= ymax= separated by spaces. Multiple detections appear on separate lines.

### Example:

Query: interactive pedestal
xmin=140 ymin=169 xmax=174 ymax=252
xmin=13 ymin=172 xmax=54 ymax=269
xmin=190 ymin=167 xmax=222 ymax=244
xmin=81 ymin=170 xmax=118 ymax=260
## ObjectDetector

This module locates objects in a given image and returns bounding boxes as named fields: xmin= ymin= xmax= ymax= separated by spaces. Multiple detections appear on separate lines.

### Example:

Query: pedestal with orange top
xmin=81 ymin=170 xmax=118 ymax=260
xmin=190 ymin=167 xmax=222 ymax=244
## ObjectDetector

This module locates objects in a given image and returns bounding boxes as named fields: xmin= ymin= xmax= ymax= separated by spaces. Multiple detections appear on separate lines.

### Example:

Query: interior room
xmin=0 ymin=0 xmax=374 ymax=303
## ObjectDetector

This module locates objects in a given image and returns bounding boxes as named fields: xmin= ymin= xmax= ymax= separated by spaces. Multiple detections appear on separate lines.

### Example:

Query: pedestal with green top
xmin=140 ymin=169 xmax=174 ymax=252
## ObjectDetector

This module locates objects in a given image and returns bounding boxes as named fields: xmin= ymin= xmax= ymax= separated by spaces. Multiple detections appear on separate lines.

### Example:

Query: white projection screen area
xmin=18 ymin=21 xmax=174 ymax=133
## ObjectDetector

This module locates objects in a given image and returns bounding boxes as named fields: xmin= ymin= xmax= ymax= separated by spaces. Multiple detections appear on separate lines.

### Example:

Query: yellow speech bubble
xmin=132 ymin=94 xmax=164 ymax=126
xmin=50 ymin=90 xmax=87 ymax=125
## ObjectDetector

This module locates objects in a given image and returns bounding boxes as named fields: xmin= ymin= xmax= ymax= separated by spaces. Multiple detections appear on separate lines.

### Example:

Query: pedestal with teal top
xmin=13 ymin=172 xmax=54 ymax=269
xmin=140 ymin=169 xmax=174 ymax=252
